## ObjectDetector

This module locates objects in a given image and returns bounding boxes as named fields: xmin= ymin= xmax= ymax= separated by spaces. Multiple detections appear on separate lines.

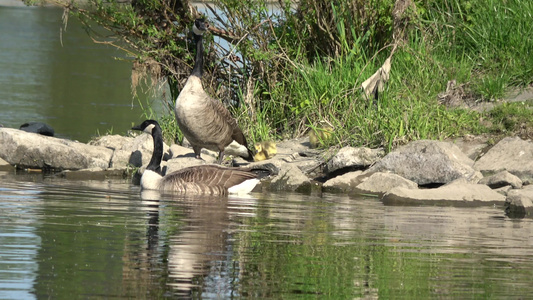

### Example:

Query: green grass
xmin=235 ymin=0 xmax=531 ymax=151
xmin=235 ymin=36 xmax=486 ymax=151
xmin=425 ymin=0 xmax=533 ymax=92
xmin=486 ymin=101 xmax=533 ymax=138
xmin=146 ymin=0 xmax=533 ymax=152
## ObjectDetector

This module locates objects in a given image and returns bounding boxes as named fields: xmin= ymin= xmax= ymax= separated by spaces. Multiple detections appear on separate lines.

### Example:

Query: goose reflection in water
xmin=120 ymin=189 xmax=257 ymax=298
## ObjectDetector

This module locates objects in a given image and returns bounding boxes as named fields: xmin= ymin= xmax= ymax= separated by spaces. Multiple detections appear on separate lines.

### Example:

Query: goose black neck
xmin=147 ymin=124 xmax=164 ymax=175
xmin=191 ymin=33 xmax=204 ymax=78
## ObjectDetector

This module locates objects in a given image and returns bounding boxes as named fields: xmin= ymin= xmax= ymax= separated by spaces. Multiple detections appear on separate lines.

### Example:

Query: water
xmin=1 ymin=170 xmax=533 ymax=299
xmin=0 ymin=6 xmax=155 ymax=142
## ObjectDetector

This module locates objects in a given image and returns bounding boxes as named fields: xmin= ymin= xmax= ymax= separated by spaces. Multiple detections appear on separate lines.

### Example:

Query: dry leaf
xmin=361 ymin=57 xmax=391 ymax=100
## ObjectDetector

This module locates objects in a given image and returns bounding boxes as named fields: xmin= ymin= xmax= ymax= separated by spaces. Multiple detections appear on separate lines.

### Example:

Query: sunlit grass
xmin=146 ymin=0 xmax=532 ymax=152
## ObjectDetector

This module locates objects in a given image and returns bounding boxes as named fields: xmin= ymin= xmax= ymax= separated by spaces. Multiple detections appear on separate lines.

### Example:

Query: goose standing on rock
xmin=132 ymin=120 xmax=260 ymax=196
xmin=175 ymin=18 xmax=254 ymax=164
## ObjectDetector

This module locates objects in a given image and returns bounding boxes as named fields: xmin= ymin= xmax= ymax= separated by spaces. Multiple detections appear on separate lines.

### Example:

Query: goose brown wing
xmin=207 ymin=96 xmax=238 ymax=129
xmin=208 ymin=96 xmax=251 ymax=147
xmin=164 ymin=165 xmax=257 ymax=189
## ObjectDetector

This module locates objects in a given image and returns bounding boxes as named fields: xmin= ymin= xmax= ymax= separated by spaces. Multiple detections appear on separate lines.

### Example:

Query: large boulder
xmin=326 ymin=146 xmax=384 ymax=173
xmin=356 ymin=172 xmax=418 ymax=195
xmin=267 ymin=161 xmax=316 ymax=193
xmin=117 ymin=134 xmax=171 ymax=169
xmin=276 ymin=137 xmax=311 ymax=155
xmin=369 ymin=140 xmax=482 ymax=185
xmin=382 ymin=181 xmax=506 ymax=205
xmin=323 ymin=171 xmax=364 ymax=193
xmin=92 ymin=133 xmax=173 ymax=170
xmin=91 ymin=134 xmax=139 ymax=169
xmin=479 ymin=170 xmax=523 ymax=189
xmin=169 ymin=144 xmax=197 ymax=159
xmin=0 ymin=156 xmax=13 ymax=171
xmin=89 ymin=134 xmax=133 ymax=149
xmin=275 ymin=152 xmax=323 ymax=176
xmin=504 ymin=187 xmax=533 ymax=218
xmin=0 ymin=128 xmax=112 ymax=170
xmin=474 ymin=137 xmax=533 ymax=184
xmin=449 ymin=135 xmax=489 ymax=160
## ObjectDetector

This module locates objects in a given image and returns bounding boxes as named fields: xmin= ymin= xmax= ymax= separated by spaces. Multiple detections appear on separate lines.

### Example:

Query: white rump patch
xmin=228 ymin=178 xmax=260 ymax=195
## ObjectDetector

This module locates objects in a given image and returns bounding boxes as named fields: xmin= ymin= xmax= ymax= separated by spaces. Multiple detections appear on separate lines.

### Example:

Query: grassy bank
xmin=228 ymin=0 xmax=533 ymax=152
xmin=123 ymin=0 xmax=532 ymax=151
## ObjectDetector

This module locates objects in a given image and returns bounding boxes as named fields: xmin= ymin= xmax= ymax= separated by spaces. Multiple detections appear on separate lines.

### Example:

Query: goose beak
xmin=131 ymin=124 xmax=142 ymax=131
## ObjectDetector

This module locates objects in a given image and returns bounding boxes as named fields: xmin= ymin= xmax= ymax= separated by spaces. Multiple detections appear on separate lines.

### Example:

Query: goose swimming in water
xmin=174 ymin=18 xmax=254 ymax=164
xmin=132 ymin=120 xmax=260 ymax=196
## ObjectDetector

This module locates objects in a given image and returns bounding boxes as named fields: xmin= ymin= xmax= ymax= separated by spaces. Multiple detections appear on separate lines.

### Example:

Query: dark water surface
xmin=0 ymin=6 xmax=156 ymax=142
xmin=1 ymin=171 xmax=533 ymax=299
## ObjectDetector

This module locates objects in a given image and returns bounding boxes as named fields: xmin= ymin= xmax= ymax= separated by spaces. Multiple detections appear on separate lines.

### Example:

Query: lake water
xmin=1 ymin=171 xmax=533 ymax=299
xmin=0 ymin=5 xmax=154 ymax=143
xmin=2 ymin=4 xmax=533 ymax=299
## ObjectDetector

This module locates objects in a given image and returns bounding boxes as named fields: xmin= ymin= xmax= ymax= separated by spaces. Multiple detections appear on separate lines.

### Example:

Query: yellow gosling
xmin=253 ymin=141 xmax=277 ymax=161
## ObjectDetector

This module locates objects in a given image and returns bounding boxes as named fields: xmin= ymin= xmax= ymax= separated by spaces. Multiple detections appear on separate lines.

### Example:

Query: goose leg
xmin=217 ymin=151 xmax=225 ymax=164
xmin=193 ymin=147 xmax=203 ymax=160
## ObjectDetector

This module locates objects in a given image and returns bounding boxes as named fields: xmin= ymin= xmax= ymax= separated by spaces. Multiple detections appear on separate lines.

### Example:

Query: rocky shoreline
xmin=1 ymin=127 xmax=532 ymax=218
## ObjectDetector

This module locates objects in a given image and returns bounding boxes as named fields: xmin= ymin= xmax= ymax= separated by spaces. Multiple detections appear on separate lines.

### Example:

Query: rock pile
xmin=1 ymin=127 xmax=532 ymax=218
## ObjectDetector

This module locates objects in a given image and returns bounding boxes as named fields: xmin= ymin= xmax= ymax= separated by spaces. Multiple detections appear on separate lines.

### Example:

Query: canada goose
xmin=175 ymin=18 xmax=253 ymax=164
xmin=309 ymin=125 xmax=333 ymax=149
xmin=132 ymin=120 xmax=260 ymax=196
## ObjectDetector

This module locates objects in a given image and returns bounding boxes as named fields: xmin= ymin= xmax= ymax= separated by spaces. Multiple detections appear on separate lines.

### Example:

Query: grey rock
xmin=323 ymin=171 xmax=364 ymax=193
xmin=449 ymin=134 xmax=489 ymax=160
xmin=268 ymin=162 xmax=314 ymax=192
xmin=171 ymin=142 xmax=221 ymax=160
xmin=382 ymin=181 xmax=506 ymax=205
xmin=113 ymin=134 xmax=170 ymax=169
xmin=289 ymin=154 xmax=323 ymax=175
xmin=326 ymin=146 xmax=384 ymax=173
xmin=89 ymin=134 xmax=164 ymax=169
xmin=356 ymin=172 xmax=418 ymax=195
xmin=276 ymin=137 xmax=311 ymax=155
xmin=0 ymin=128 xmax=112 ymax=170
xmin=505 ymin=189 xmax=533 ymax=218
xmin=479 ymin=170 xmax=522 ymax=189
xmin=505 ymin=86 xmax=533 ymax=103
xmin=169 ymin=144 xmax=195 ymax=158
xmin=0 ymin=156 xmax=13 ymax=171
xmin=474 ymin=137 xmax=533 ymax=184
xmin=369 ymin=140 xmax=482 ymax=185
xmin=494 ymin=185 xmax=513 ymax=196
xmin=89 ymin=134 xmax=133 ymax=149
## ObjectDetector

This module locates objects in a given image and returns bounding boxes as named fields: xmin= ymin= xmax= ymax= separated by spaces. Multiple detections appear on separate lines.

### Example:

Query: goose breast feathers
xmin=175 ymin=77 xmax=241 ymax=152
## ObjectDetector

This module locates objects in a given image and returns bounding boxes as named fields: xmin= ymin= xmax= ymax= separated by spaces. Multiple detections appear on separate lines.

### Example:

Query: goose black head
xmin=192 ymin=18 xmax=208 ymax=36
xmin=132 ymin=120 xmax=159 ymax=135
